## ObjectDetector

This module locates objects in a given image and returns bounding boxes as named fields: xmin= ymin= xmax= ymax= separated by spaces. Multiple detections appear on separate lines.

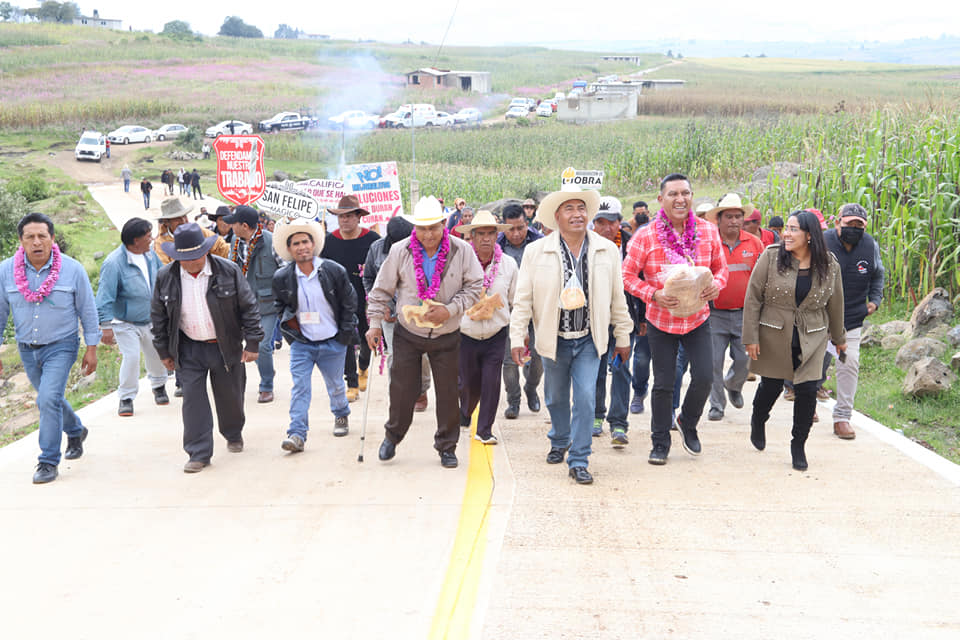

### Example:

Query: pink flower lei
xmin=476 ymin=243 xmax=502 ymax=291
xmin=655 ymin=209 xmax=698 ymax=264
xmin=410 ymin=227 xmax=450 ymax=301
xmin=14 ymin=243 xmax=62 ymax=303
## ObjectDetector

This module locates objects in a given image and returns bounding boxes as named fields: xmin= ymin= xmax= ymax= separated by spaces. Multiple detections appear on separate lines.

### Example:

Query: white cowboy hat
xmin=535 ymin=184 xmax=601 ymax=230
xmin=457 ymin=209 xmax=511 ymax=236
xmin=156 ymin=197 xmax=194 ymax=220
xmin=705 ymin=193 xmax=755 ymax=224
xmin=273 ymin=218 xmax=326 ymax=262
xmin=405 ymin=195 xmax=446 ymax=226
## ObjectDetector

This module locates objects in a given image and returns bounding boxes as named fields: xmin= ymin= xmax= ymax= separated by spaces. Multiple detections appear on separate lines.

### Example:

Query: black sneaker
xmin=727 ymin=389 xmax=744 ymax=409
xmin=611 ymin=428 xmax=629 ymax=448
xmin=153 ymin=386 xmax=169 ymax=405
xmin=118 ymin=398 xmax=134 ymax=417
xmin=648 ymin=444 xmax=669 ymax=465
xmin=504 ymin=405 xmax=519 ymax=419
xmin=569 ymin=466 xmax=593 ymax=484
xmin=525 ymin=390 xmax=541 ymax=413
xmin=33 ymin=462 xmax=58 ymax=484
xmin=440 ymin=450 xmax=458 ymax=468
xmin=64 ymin=427 xmax=88 ymax=460
xmin=675 ymin=415 xmax=701 ymax=456
xmin=378 ymin=438 xmax=396 ymax=461
xmin=174 ymin=385 xmax=183 ymax=398
xmin=546 ymin=446 xmax=569 ymax=464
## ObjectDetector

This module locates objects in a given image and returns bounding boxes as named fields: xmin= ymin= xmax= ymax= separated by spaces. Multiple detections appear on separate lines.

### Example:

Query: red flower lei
xmin=655 ymin=209 xmax=698 ymax=264
xmin=232 ymin=224 xmax=263 ymax=276
xmin=409 ymin=227 xmax=450 ymax=300
xmin=476 ymin=243 xmax=502 ymax=291
xmin=14 ymin=243 xmax=62 ymax=303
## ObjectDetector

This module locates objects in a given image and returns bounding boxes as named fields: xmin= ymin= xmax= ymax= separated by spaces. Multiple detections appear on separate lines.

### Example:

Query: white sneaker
xmin=474 ymin=433 xmax=498 ymax=445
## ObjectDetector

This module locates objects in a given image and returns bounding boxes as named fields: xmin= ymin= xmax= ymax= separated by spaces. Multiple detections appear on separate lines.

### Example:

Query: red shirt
xmin=714 ymin=231 xmax=763 ymax=310
xmin=759 ymin=228 xmax=776 ymax=247
xmin=622 ymin=215 xmax=729 ymax=335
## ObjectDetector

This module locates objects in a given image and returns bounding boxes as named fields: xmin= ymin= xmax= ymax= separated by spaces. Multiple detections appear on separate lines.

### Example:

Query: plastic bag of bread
xmin=662 ymin=265 xmax=713 ymax=317
xmin=466 ymin=292 xmax=504 ymax=321
xmin=559 ymin=271 xmax=586 ymax=310
xmin=401 ymin=299 xmax=446 ymax=329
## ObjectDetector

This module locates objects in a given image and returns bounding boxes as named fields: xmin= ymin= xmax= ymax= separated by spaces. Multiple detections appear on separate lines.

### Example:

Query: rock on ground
xmin=881 ymin=334 xmax=907 ymax=351
xmin=910 ymin=288 xmax=955 ymax=337
xmin=945 ymin=325 xmax=960 ymax=348
xmin=902 ymin=356 xmax=957 ymax=396
xmin=895 ymin=337 xmax=947 ymax=370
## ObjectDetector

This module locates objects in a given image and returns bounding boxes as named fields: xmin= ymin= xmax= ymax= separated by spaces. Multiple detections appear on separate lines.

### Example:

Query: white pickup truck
xmin=75 ymin=131 xmax=107 ymax=162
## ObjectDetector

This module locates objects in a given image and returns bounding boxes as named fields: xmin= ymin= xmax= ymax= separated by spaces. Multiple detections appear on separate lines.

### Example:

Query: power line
xmin=433 ymin=0 xmax=461 ymax=67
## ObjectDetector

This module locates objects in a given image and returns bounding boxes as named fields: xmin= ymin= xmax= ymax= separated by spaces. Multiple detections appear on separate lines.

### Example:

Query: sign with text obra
xmin=560 ymin=167 xmax=604 ymax=190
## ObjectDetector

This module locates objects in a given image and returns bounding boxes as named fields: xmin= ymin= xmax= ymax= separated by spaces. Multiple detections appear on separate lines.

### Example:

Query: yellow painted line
xmin=428 ymin=407 xmax=495 ymax=640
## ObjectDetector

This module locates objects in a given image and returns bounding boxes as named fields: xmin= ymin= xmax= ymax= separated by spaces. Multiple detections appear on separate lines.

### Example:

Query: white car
xmin=452 ymin=108 xmax=482 ymax=125
xmin=107 ymin=125 xmax=152 ymax=144
xmin=153 ymin=124 xmax=188 ymax=141
xmin=205 ymin=120 xmax=252 ymax=138
xmin=536 ymin=103 xmax=553 ymax=117
xmin=435 ymin=111 xmax=454 ymax=127
xmin=505 ymin=105 xmax=528 ymax=119
xmin=75 ymin=131 xmax=107 ymax=162
xmin=327 ymin=110 xmax=378 ymax=130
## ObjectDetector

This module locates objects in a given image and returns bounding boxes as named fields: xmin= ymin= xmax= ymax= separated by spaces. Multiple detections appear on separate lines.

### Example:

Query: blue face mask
xmin=839 ymin=226 xmax=864 ymax=246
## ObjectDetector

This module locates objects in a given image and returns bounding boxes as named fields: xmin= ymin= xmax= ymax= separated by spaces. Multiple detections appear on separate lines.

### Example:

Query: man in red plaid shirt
xmin=622 ymin=174 xmax=729 ymax=465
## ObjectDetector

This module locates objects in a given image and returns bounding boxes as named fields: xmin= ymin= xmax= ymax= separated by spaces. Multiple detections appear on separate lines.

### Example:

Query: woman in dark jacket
xmin=742 ymin=210 xmax=846 ymax=471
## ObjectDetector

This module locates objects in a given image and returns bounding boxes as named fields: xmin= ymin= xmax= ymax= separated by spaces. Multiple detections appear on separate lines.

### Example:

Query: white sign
xmin=561 ymin=167 xmax=604 ymax=190
xmin=295 ymin=178 xmax=346 ymax=209
xmin=344 ymin=161 xmax=404 ymax=227
xmin=256 ymin=181 xmax=320 ymax=219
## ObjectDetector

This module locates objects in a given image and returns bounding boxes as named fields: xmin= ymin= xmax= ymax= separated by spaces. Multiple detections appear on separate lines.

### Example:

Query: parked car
xmin=435 ymin=111 xmax=454 ymax=127
xmin=452 ymin=108 xmax=482 ymax=125
xmin=75 ymin=131 xmax=107 ymax=162
xmin=327 ymin=110 xmax=379 ymax=130
xmin=536 ymin=103 xmax=553 ymax=117
xmin=153 ymin=124 xmax=188 ymax=141
xmin=107 ymin=125 xmax=152 ymax=144
xmin=259 ymin=112 xmax=317 ymax=132
xmin=205 ymin=120 xmax=252 ymax=138
xmin=508 ymin=98 xmax=528 ymax=112
xmin=505 ymin=105 xmax=528 ymax=119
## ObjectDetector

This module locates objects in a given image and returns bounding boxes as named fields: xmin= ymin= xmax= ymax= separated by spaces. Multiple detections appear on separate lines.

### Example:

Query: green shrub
xmin=176 ymin=127 xmax=203 ymax=152
xmin=6 ymin=175 xmax=49 ymax=203
xmin=0 ymin=185 xmax=28 ymax=259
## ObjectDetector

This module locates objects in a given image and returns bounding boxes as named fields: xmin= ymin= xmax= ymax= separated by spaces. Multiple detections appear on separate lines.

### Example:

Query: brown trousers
xmin=384 ymin=324 xmax=460 ymax=454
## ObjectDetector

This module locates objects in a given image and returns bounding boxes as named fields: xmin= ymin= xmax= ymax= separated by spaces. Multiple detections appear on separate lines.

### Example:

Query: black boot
xmin=790 ymin=382 xmax=817 ymax=471
xmin=790 ymin=439 xmax=808 ymax=471
xmin=750 ymin=416 xmax=766 ymax=451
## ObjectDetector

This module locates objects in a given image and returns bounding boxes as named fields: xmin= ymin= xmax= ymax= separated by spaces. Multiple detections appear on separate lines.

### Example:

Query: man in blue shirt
xmin=0 ymin=213 xmax=100 ymax=484
xmin=96 ymin=217 xmax=169 ymax=417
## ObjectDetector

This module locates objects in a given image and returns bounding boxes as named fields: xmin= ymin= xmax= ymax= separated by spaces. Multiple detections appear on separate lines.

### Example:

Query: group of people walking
xmin=1 ymin=172 xmax=883 ymax=485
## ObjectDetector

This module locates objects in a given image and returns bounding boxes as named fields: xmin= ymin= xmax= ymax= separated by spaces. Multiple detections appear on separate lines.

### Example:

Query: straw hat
xmin=405 ymin=196 xmax=446 ymax=226
xmin=272 ymin=218 xmax=326 ymax=262
xmin=457 ymin=210 xmax=511 ymax=235
xmin=705 ymin=193 xmax=755 ymax=224
xmin=535 ymin=185 xmax=601 ymax=230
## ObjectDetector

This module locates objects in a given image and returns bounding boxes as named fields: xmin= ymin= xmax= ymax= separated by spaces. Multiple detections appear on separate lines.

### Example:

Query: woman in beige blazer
xmin=742 ymin=210 xmax=846 ymax=471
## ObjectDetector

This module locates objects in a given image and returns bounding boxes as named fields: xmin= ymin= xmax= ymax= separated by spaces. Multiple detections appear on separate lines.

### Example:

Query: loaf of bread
xmin=662 ymin=265 xmax=713 ymax=317
xmin=559 ymin=287 xmax=586 ymax=310
xmin=401 ymin=299 xmax=446 ymax=329
xmin=466 ymin=292 xmax=504 ymax=321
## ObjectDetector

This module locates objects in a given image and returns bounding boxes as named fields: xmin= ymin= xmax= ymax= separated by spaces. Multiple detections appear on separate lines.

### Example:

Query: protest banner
xmin=213 ymin=135 xmax=266 ymax=205
xmin=256 ymin=181 xmax=320 ymax=219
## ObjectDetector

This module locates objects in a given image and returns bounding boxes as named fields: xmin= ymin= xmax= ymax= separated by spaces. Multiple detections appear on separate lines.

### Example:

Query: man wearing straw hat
xmin=510 ymin=185 xmax=632 ymax=485
xmin=366 ymin=196 xmax=483 ymax=469
xmin=703 ymin=193 xmax=764 ymax=422
xmin=154 ymin=198 xmax=229 ymax=266
xmin=322 ymin=194 xmax=381 ymax=403
xmin=272 ymin=218 xmax=357 ymax=452
xmin=457 ymin=210 xmax=518 ymax=444
xmin=151 ymin=223 xmax=263 ymax=473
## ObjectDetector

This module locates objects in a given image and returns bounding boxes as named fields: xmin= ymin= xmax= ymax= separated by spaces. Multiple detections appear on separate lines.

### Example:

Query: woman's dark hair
xmin=17 ymin=212 xmax=55 ymax=237
xmin=777 ymin=210 xmax=829 ymax=282
xmin=121 ymin=217 xmax=153 ymax=247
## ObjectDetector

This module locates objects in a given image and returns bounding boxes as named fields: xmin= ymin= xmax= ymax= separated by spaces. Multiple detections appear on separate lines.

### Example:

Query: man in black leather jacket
xmin=271 ymin=219 xmax=358 ymax=452
xmin=151 ymin=223 xmax=263 ymax=473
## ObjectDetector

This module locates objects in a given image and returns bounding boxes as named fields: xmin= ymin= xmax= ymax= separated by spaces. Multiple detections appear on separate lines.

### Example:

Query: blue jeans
xmin=18 ymin=334 xmax=85 ymax=466
xmin=595 ymin=327 xmax=631 ymax=430
xmin=632 ymin=332 xmax=651 ymax=397
xmin=542 ymin=335 xmax=599 ymax=469
xmin=257 ymin=313 xmax=277 ymax=392
xmin=123 ymin=179 xmax=130 ymax=192
xmin=142 ymin=192 xmax=150 ymax=209
xmin=288 ymin=338 xmax=350 ymax=439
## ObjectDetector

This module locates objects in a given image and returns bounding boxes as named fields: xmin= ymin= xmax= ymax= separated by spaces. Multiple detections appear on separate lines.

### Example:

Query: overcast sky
xmin=73 ymin=1 xmax=958 ymax=45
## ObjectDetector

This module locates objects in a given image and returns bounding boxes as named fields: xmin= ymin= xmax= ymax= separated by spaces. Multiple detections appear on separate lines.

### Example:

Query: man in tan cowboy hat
xmin=510 ymin=185 xmax=632 ymax=484
xmin=366 ymin=196 xmax=483 ymax=468
xmin=151 ymin=223 xmax=263 ymax=473
xmin=154 ymin=197 xmax=229 ymax=265
xmin=456 ymin=210 xmax=517 ymax=444
xmin=322 ymin=194 xmax=381 ymax=402
xmin=703 ymin=193 xmax=764 ymax=422
xmin=522 ymin=198 xmax=538 ymax=226
xmin=272 ymin=218 xmax=357 ymax=451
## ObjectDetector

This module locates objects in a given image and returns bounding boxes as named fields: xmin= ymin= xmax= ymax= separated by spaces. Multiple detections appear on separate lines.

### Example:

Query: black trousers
xmin=646 ymin=320 xmax=713 ymax=449
xmin=459 ymin=328 xmax=507 ymax=438
xmin=179 ymin=336 xmax=246 ymax=462
xmin=751 ymin=344 xmax=818 ymax=437
xmin=384 ymin=324 xmax=460 ymax=453
xmin=343 ymin=310 xmax=371 ymax=387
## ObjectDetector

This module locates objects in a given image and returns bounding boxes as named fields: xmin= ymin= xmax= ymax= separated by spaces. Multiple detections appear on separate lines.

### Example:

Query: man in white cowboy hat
xmin=456 ymin=210 xmax=518 ymax=444
xmin=223 ymin=205 xmax=282 ymax=404
xmin=510 ymin=185 xmax=632 ymax=485
xmin=622 ymin=173 xmax=729 ymax=466
xmin=703 ymin=193 xmax=764 ymax=422
xmin=151 ymin=223 xmax=263 ymax=473
xmin=322 ymin=194 xmax=381 ymax=403
xmin=272 ymin=218 xmax=357 ymax=451
xmin=154 ymin=197 xmax=229 ymax=266
xmin=366 ymin=196 xmax=483 ymax=469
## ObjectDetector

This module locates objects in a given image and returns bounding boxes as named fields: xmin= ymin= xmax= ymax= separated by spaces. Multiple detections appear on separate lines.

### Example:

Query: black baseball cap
xmin=222 ymin=205 xmax=259 ymax=227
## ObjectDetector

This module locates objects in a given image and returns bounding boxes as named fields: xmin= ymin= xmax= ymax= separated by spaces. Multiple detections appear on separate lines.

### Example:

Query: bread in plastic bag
xmin=662 ymin=265 xmax=713 ymax=317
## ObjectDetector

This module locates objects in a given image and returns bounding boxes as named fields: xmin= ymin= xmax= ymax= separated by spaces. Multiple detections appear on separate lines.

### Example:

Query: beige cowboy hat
xmin=404 ymin=195 xmax=446 ymax=226
xmin=273 ymin=218 xmax=326 ymax=262
xmin=156 ymin=197 xmax=194 ymax=220
xmin=457 ymin=209 xmax=511 ymax=236
xmin=705 ymin=193 xmax=755 ymax=224
xmin=535 ymin=184 xmax=601 ymax=230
